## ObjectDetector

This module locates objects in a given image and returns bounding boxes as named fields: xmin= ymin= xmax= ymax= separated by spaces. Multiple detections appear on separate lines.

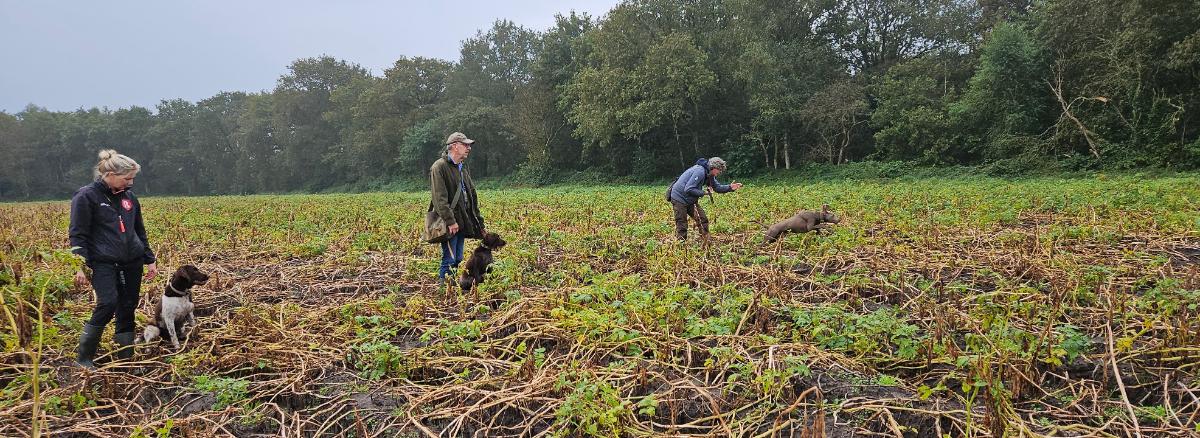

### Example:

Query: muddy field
xmin=1 ymin=176 xmax=1198 ymax=437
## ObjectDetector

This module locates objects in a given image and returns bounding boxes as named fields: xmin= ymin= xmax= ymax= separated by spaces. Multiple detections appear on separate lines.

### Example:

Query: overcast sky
xmin=0 ymin=1 xmax=618 ymax=114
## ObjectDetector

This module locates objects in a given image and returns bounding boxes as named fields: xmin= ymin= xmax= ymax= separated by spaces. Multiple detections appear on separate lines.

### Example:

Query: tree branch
xmin=1047 ymin=67 xmax=1102 ymax=160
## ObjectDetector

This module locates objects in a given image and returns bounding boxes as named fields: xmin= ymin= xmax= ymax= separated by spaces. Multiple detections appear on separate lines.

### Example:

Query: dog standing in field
xmin=142 ymin=265 xmax=209 ymax=349
xmin=459 ymin=232 xmax=506 ymax=292
xmin=763 ymin=204 xmax=841 ymax=243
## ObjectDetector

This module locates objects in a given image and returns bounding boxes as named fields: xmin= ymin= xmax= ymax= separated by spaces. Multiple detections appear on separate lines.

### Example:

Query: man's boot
xmin=76 ymin=323 xmax=104 ymax=369
xmin=114 ymin=331 xmax=136 ymax=360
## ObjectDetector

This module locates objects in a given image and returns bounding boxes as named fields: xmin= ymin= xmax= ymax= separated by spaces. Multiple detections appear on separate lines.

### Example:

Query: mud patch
xmin=1167 ymin=245 xmax=1200 ymax=267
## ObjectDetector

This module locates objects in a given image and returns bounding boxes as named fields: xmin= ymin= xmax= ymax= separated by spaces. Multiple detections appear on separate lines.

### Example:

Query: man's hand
xmin=145 ymin=263 xmax=158 ymax=281
xmin=731 ymin=181 xmax=744 ymax=191
xmin=74 ymin=270 xmax=89 ymax=288
xmin=449 ymin=223 xmax=460 ymax=235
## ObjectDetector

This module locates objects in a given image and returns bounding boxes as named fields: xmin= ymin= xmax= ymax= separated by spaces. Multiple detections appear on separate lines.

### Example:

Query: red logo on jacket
xmin=121 ymin=199 xmax=133 ymax=211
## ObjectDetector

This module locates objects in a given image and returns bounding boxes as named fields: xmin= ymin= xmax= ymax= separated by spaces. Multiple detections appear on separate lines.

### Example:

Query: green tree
xmin=57 ymin=108 xmax=116 ymax=193
xmin=518 ymin=12 xmax=594 ymax=177
xmin=443 ymin=20 xmax=539 ymax=177
xmin=353 ymin=57 xmax=453 ymax=179
xmin=324 ymin=75 xmax=377 ymax=182
xmin=951 ymin=22 xmax=1051 ymax=162
xmin=1035 ymin=0 xmax=1200 ymax=167
xmin=836 ymin=0 xmax=976 ymax=75
xmin=193 ymin=92 xmax=248 ymax=194
xmin=730 ymin=0 xmax=846 ymax=169
xmin=434 ymin=98 xmax=520 ymax=178
xmin=397 ymin=118 xmax=444 ymax=177
xmin=801 ymin=80 xmax=869 ymax=164
xmin=563 ymin=1 xmax=719 ymax=175
xmin=233 ymin=93 xmax=280 ymax=193
xmin=449 ymin=20 xmax=539 ymax=106
xmin=627 ymin=33 xmax=716 ymax=162
xmin=0 ymin=112 xmax=33 ymax=198
xmin=147 ymin=99 xmax=199 ymax=194
xmin=14 ymin=106 xmax=72 ymax=197
xmin=273 ymin=56 xmax=370 ymax=189
xmin=870 ymin=56 xmax=964 ymax=161
xmin=108 ymin=106 xmax=155 ymax=174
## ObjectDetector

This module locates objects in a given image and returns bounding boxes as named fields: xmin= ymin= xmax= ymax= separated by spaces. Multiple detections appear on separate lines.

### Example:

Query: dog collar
xmin=166 ymin=282 xmax=188 ymax=295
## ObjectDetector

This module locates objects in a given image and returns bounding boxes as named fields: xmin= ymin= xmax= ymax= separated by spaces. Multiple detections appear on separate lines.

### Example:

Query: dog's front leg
xmin=182 ymin=311 xmax=197 ymax=339
xmin=166 ymin=320 xmax=181 ymax=349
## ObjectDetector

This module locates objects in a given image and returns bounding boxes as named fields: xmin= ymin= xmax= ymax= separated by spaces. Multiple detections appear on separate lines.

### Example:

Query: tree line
xmin=1 ymin=0 xmax=1197 ymax=200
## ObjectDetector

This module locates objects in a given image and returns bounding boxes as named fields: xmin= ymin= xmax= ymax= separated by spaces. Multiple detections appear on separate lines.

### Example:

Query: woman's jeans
xmin=438 ymin=233 xmax=465 ymax=281
xmin=87 ymin=262 xmax=143 ymax=334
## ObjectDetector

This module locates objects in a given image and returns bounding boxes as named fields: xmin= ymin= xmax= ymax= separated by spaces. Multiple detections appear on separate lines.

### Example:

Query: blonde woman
xmin=68 ymin=150 xmax=158 ymax=369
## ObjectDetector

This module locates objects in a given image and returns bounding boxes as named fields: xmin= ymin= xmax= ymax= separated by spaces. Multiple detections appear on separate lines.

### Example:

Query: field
xmin=1 ymin=175 xmax=1199 ymax=437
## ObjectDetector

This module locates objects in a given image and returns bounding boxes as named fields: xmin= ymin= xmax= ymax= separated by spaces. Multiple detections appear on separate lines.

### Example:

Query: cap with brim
xmin=446 ymin=132 xmax=475 ymax=145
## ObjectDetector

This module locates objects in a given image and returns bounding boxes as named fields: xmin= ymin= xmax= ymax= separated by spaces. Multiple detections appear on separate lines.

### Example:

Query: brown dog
xmin=142 ymin=265 xmax=209 ymax=349
xmin=764 ymin=204 xmax=841 ymax=243
xmin=459 ymin=232 xmax=506 ymax=292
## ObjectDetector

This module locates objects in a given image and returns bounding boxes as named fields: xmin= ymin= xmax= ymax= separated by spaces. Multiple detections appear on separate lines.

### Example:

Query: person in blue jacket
xmin=69 ymin=149 xmax=158 ymax=369
xmin=667 ymin=157 xmax=743 ymax=240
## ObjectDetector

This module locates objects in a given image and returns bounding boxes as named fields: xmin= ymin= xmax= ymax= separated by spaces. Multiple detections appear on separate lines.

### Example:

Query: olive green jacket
xmin=429 ymin=155 xmax=484 ymax=239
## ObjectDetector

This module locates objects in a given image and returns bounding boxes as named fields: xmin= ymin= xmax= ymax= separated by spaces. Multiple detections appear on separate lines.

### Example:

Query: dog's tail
xmin=141 ymin=325 xmax=161 ymax=344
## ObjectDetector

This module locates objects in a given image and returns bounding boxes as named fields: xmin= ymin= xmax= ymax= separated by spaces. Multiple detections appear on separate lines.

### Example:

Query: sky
xmin=0 ymin=1 xmax=619 ymax=114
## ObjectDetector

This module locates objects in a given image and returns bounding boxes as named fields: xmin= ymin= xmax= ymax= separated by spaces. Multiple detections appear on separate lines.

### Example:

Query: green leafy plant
xmin=789 ymin=304 xmax=925 ymax=362
xmin=553 ymin=370 xmax=631 ymax=437
xmin=193 ymin=376 xmax=249 ymax=410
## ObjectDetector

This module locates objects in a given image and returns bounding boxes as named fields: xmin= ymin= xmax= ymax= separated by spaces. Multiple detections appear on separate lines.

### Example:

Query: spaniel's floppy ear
xmin=170 ymin=266 xmax=187 ymax=284
xmin=821 ymin=204 xmax=830 ymax=214
xmin=181 ymin=265 xmax=198 ymax=281
xmin=483 ymin=232 xmax=506 ymax=249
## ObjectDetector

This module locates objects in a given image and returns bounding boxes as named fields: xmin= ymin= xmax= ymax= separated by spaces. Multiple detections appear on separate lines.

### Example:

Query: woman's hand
xmin=145 ymin=263 xmax=158 ymax=281
xmin=74 ymin=270 xmax=89 ymax=287
xmin=448 ymin=224 xmax=460 ymax=235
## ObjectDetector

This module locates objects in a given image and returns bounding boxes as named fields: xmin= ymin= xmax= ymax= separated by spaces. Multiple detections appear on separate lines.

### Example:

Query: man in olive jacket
xmin=430 ymin=132 xmax=485 ymax=282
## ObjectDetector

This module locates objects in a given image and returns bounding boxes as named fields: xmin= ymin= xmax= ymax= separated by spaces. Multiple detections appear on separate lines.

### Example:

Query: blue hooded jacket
xmin=669 ymin=158 xmax=733 ymax=205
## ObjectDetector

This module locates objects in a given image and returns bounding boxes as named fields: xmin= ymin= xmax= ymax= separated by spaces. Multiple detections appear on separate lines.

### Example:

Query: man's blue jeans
xmin=438 ymin=233 xmax=465 ymax=281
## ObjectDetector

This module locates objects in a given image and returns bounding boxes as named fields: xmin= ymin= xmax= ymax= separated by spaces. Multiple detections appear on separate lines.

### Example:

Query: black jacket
xmin=68 ymin=181 xmax=155 ymax=266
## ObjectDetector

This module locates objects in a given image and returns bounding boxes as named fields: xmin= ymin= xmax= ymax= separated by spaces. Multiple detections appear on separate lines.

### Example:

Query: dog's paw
xmin=180 ymin=325 xmax=198 ymax=340
xmin=143 ymin=326 xmax=161 ymax=343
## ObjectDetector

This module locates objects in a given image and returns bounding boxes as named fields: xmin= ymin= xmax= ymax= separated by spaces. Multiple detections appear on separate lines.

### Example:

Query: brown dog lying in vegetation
xmin=764 ymin=204 xmax=841 ymax=243
xmin=459 ymin=232 xmax=506 ymax=292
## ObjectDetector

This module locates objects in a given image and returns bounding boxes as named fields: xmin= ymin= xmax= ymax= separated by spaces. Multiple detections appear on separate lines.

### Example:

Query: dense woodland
xmin=1 ymin=0 xmax=1197 ymax=200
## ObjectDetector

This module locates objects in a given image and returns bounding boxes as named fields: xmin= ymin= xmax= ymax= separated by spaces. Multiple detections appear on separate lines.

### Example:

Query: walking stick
xmin=701 ymin=187 xmax=715 ymax=247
